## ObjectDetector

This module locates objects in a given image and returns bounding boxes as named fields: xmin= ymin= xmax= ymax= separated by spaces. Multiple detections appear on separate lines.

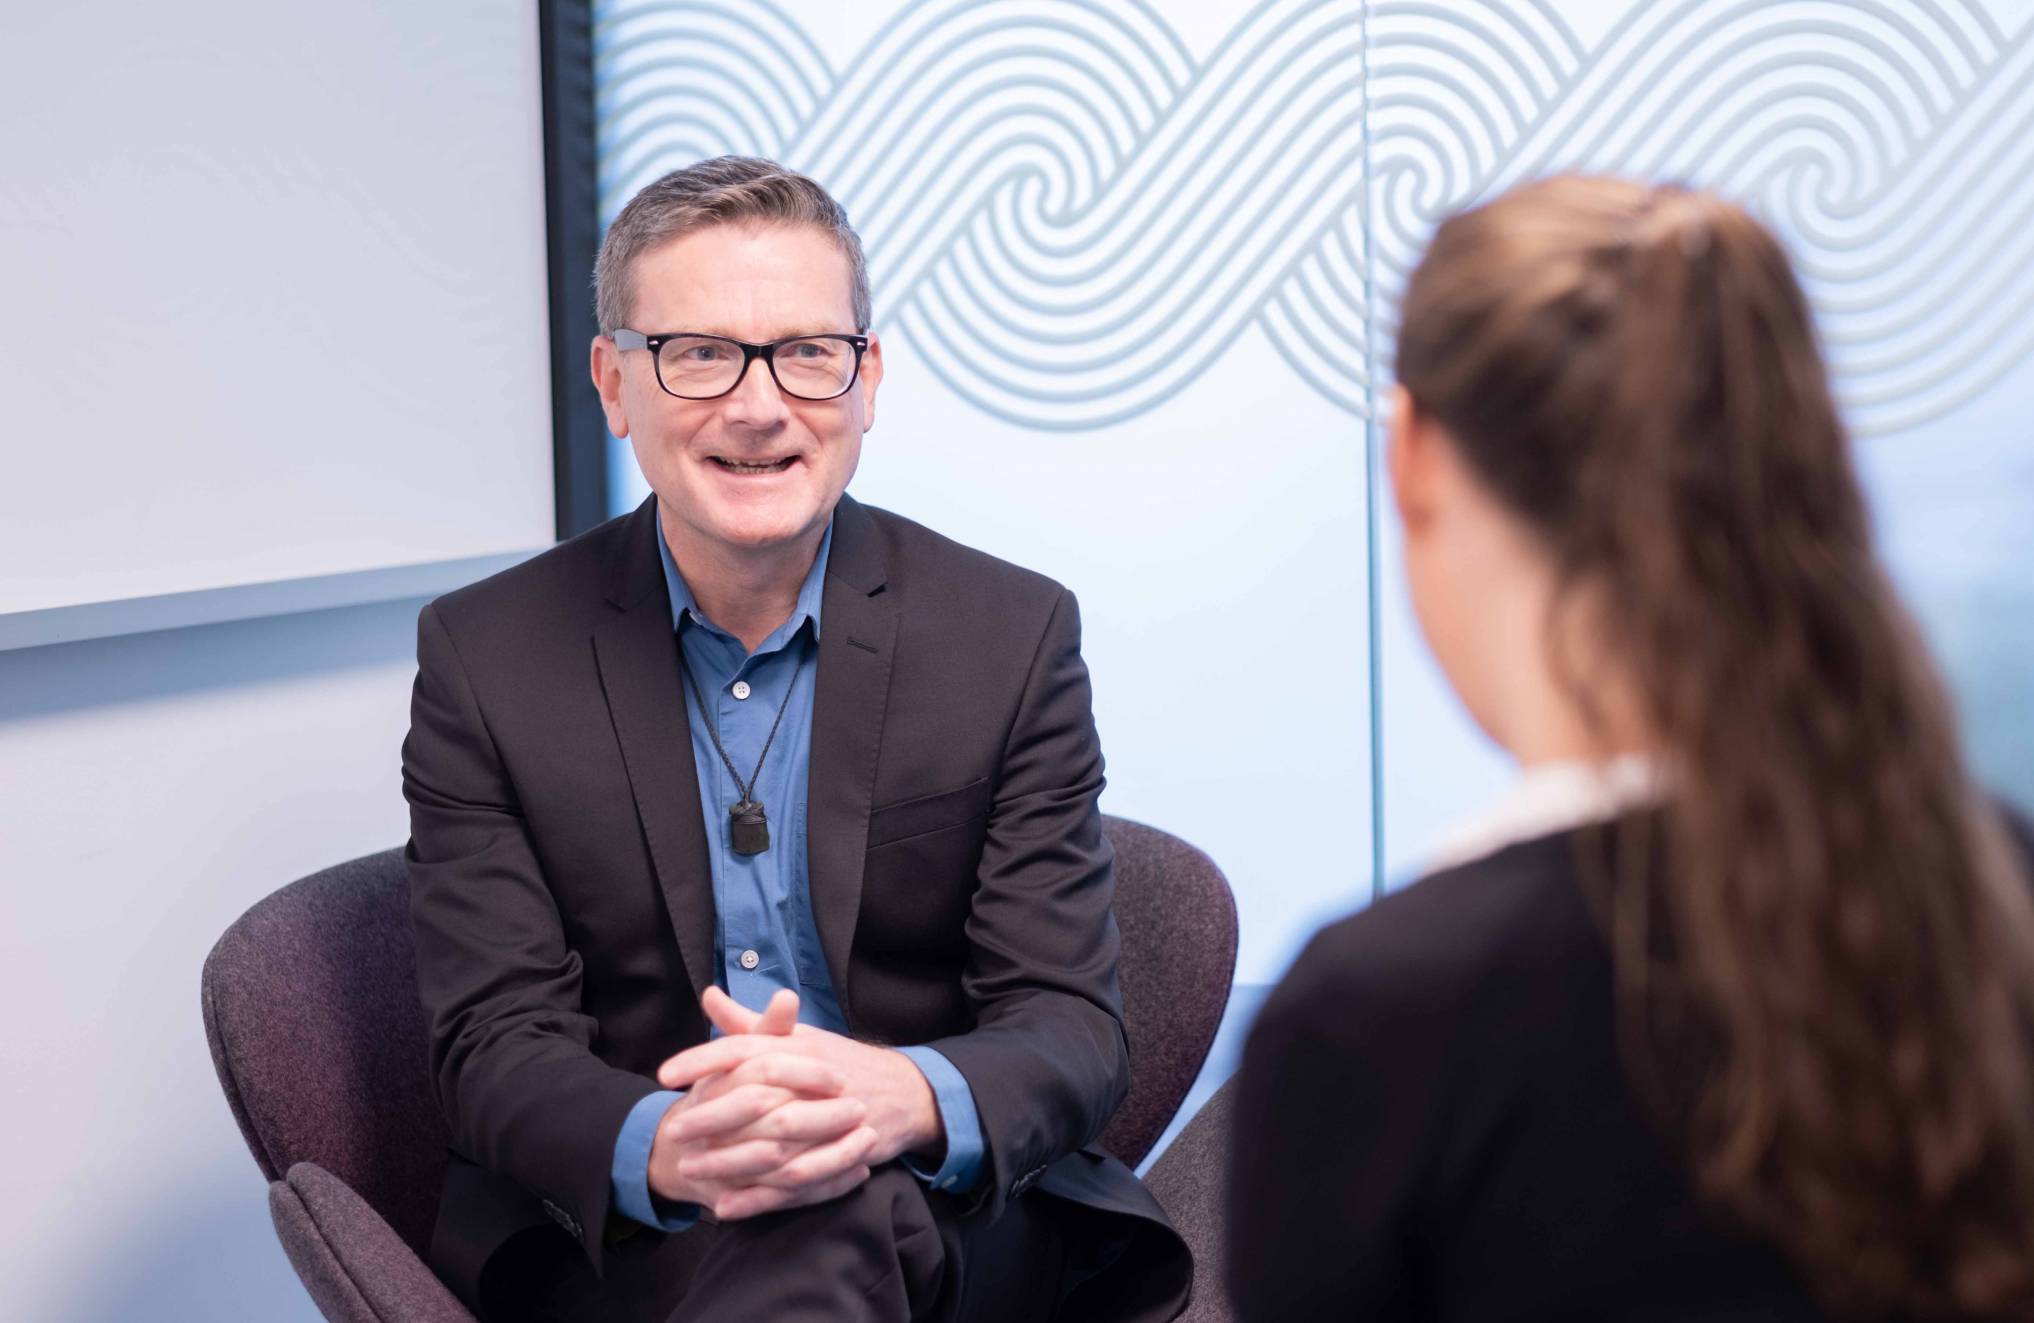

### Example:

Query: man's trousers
xmin=476 ymin=1165 xmax=1075 ymax=1323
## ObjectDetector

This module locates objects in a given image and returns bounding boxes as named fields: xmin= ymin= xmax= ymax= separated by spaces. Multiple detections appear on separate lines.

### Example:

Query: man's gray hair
xmin=593 ymin=156 xmax=872 ymax=336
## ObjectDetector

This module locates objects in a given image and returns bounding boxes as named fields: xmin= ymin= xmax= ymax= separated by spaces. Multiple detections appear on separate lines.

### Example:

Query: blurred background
xmin=3 ymin=1 xmax=2029 ymax=1317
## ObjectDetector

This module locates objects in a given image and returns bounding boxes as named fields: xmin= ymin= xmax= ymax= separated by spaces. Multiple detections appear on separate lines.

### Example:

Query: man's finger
xmin=661 ymin=1083 xmax=792 ymax=1147
xmin=714 ymin=1161 xmax=873 ymax=1222
xmin=720 ymin=1051 xmax=843 ymax=1096
xmin=658 ymin=1033 xmax=787 ymax=1089
xmin=679 ymin=1097 xmax=868 ymax=1180
xmin=657 ymin=1035 xmax=773 ymax=1088
xmin=682 ymin=1104 xmax=856 ymax=1181
xmin=704 ymin=986 xmax=797 ymax=1038
xmin=689 ymin=1051 xmax=845 ymax=1115
xmin=683 ymin=1069 xmax=740 ymax=1105
xmin=679 ymin=1137 xmax=808 ymax=1183
xmin=710 ymin=1095 xmax=868 ymax=1147
xmin=668 ymin=1065 xmax=850 ymax=1143
xmin=752 ymin=1125 xmax=879 ymax=1191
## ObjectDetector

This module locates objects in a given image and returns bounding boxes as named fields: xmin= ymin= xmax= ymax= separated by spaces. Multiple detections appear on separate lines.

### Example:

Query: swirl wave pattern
xmin=595 ymin=0 xmax=2034 ymax=435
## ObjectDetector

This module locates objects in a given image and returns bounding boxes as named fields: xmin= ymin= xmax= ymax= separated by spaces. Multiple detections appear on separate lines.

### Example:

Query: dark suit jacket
xmin=402 ymin=494 xmax=1190 ymax=1318
xmin=1229 ymin=806 xmax=2034 ymax=1321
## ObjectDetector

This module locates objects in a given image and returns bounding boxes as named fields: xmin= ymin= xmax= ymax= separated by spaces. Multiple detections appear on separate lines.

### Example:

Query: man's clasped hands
xmin=647 ymin=987 xmax=946 ymax=1221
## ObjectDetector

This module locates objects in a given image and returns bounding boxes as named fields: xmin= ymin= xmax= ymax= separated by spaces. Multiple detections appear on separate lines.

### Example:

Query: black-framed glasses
xmin=611 ymin=329 xmax=869 ymax=402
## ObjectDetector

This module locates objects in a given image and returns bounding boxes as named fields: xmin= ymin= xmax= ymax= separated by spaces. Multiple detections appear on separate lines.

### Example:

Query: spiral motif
xmin=595 ymin=0 xmax=2034 ymax=435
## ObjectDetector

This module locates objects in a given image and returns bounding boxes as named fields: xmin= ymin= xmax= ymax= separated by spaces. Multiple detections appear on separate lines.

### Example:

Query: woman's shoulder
xmin=1261 ymin=822 xmax=1610 ymax=1050
xmin=1278 ymin=826 xmax=1605 ymax=1010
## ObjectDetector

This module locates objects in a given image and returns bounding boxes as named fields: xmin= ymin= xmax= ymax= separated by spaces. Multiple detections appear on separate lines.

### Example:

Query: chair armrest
xmin=1142 ymin=1080 xmax=1238 ymax=1323
xmin=269 ymin=1161 xmax=475 ymax=1323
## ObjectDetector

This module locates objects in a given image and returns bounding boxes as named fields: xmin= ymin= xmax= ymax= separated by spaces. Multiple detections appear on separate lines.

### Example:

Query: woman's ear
xmin=1387 ymin=384 xmax=1432 ymax=532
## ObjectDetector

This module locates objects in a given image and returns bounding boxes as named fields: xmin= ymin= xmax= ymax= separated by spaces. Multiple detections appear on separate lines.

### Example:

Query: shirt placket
xmin=717 ymin=648 xmax=763 ymax=1010
xmin=722 ymin=639 xmax=805 ymax=1015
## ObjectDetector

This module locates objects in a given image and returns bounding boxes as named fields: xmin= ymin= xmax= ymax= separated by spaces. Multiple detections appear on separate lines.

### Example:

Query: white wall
xmin=0 ymin=599 xmax=428 ymax=1321
xmin=0 ymin=0 xmax=554 ymax=618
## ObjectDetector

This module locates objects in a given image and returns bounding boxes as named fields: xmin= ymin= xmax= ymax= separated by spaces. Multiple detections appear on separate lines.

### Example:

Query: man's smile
xmin=708 ymin=454 xmax=800 ymax=475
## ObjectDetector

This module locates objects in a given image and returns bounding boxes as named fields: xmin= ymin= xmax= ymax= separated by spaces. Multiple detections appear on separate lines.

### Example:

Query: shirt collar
xmin=1424 ymin=754 xmax=1664 ymax=875
xmin=654 ymin=505 xmax=833 ymax=648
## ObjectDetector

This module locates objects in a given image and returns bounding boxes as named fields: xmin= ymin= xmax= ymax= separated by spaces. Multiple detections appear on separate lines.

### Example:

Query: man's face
xmin=592 ymin=222 xmax=881 ymax=559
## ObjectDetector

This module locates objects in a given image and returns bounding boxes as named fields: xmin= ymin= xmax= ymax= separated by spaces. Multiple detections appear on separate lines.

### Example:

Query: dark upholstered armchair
xmin=1140 ymin=1079 xmax=1238 ymax=1323
xmin=203 ymin=816 xmax=1239 ymax=1322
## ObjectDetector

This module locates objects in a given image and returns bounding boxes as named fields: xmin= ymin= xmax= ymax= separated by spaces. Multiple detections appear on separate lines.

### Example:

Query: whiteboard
xmin=0 ymin=0 xmax=556 ymax=634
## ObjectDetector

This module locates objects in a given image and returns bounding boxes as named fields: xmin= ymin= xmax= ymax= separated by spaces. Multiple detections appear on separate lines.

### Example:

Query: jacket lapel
xmin=592 ymin=498 xmax=718 ymax=1000
xmin=808 ymin=495 xmax=896 ymax=1025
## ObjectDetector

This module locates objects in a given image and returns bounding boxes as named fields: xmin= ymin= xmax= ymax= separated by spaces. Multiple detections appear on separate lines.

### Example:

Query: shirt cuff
xmin=610 ymin=1089 xmax=702 ymax=1232
xmin=895 ymin=1046 xmax=986 ymax=1194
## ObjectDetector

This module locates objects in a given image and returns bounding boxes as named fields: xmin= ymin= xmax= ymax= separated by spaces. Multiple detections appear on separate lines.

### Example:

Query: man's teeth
xmin=712 ymin=457 xmax=794 ymax=473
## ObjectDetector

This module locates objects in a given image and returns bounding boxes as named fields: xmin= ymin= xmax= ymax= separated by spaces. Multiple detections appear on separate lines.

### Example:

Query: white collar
xmin=1424 ymin=754 xmax=1664 ymax=875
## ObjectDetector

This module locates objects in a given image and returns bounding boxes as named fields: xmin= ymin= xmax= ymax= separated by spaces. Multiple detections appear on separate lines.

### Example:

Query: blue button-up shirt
xmin=610 ymin=510 xmax=985 ymax=1230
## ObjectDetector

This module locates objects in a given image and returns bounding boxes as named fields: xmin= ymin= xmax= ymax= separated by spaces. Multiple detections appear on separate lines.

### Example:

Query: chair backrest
xmin=202 ymin=848 xmax=445 ymax=1253
xmin=1098 ymin=816 xmax=1238 ymax=1165
xmin=201 ymin=816 xmax=1235 ymax=1241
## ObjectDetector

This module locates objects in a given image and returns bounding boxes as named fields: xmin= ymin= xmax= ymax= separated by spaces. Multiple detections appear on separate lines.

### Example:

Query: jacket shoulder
xmin=424 ymin=508 xmax=633 ymax=635
xmin=857 ymin=501 xmax=1066 ymax=612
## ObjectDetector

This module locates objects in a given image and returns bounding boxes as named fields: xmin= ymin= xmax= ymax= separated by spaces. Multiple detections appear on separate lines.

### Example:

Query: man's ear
xmin=857 ymin=332 xmax=883 ymax=432
xmin=590 ymin=334 xmax=630 ymax=439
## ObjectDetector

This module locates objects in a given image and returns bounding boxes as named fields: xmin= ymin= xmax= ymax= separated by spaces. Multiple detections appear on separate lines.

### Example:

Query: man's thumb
xmin=756 ymin=988 xmax=800 ymax=1036
xmin=701 ymin=985 xmax=760 ymax=1035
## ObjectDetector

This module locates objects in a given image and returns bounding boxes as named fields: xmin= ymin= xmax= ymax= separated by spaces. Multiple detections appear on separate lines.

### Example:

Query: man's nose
xmin=719 ymin=353 xmax=790 ymax=426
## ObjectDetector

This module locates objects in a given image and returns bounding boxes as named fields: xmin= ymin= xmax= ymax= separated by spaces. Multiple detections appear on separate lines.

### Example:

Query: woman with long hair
xmin=1227 ymin=176 xmax=2034 ymax=1320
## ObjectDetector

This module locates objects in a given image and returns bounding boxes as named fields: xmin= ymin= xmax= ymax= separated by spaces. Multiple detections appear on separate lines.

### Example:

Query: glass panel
xmin=593 ymin=0 xmax=1380 ymax=985
xmin=1369 ymin=0 xmax=2034 ymax=878
xmin=591 ymin=0 xmax=2034 ymax=972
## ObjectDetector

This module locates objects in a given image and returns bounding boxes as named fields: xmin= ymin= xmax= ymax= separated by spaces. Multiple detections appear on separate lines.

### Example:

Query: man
xmin=401 ymin=156 xmax=1191 ymax=1321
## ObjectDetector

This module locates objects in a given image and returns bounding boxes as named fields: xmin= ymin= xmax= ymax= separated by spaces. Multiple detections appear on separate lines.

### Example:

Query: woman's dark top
xmin=1226 ymin=807 xmax=2033 ymax=1321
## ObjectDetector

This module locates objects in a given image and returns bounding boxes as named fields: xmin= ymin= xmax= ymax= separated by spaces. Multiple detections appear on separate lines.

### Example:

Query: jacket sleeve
xmin=402 ymin=600 xmax=661 ymax=1273
xmin=921 ymin=588 xmax=1131 ymax=1223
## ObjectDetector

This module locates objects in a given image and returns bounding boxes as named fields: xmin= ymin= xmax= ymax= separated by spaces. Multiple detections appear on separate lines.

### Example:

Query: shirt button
xmin=738 ymin=949 xmax=760 ymax=970
xmin=731 ymin=680 xmax=752 ymax=701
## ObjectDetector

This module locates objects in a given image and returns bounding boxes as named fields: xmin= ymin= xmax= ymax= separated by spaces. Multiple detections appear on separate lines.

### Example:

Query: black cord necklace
xmin=680 ymin=660 xmax=797 ymax=856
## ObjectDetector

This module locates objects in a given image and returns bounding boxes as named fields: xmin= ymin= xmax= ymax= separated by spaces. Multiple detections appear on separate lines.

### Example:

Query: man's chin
xmin=699 ymin=504 xmax=827 ymax=554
